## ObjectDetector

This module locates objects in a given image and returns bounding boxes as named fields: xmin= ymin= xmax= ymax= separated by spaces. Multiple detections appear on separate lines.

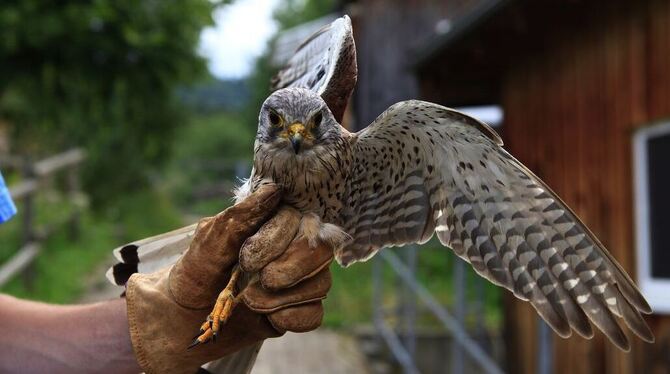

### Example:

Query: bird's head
xmin=257 ymin=87 xmax=340 ymax=155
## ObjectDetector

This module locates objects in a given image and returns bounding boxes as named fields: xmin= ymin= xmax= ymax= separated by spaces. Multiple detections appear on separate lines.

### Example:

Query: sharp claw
xmin=190 ymin=266 xmax=241 ymax=350
xmin=188 ymin=338 xmax=202 ymax=349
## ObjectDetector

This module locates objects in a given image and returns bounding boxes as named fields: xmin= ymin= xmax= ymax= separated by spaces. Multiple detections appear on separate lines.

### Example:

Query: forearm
xmin=0 ymin=294 xmax=141 ymax=374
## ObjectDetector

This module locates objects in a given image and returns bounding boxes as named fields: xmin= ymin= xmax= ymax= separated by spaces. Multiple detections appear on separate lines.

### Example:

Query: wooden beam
xmin=8 ymin=179 xmax=38 ymax=200
xmin=33 ymin=148 xmax=86 ymax=177
xmin=0 ymin=242 xmax=40 ymax=287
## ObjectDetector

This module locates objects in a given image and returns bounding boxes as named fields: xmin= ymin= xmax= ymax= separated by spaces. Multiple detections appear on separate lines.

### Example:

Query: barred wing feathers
xmin=271 ymin=15 xmax=357 ymax=123
xmin=339 ymin=100 xmax=653 ymax=350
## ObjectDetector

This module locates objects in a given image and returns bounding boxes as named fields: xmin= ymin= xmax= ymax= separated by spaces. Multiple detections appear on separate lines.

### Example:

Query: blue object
xmin=0 ymin=170 xmax=17 ymax=224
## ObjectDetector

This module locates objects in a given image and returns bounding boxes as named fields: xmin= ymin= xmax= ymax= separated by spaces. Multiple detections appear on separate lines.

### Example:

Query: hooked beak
xmin=288 ymin=123 xmax=305 ymax=154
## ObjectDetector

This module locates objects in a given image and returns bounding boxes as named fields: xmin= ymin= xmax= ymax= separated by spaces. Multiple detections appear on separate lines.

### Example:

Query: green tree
xmin=0 ymin=0 xmax=227 ymax=206
xmin=274 ymin=0 xmax=337 ymax=29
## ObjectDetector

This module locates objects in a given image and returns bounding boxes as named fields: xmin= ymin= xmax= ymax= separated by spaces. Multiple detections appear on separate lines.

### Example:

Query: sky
xmin=197 ymin=1 xmax=503 ymax=125
xmin=199 ymin=0 xmax=281 ymax=79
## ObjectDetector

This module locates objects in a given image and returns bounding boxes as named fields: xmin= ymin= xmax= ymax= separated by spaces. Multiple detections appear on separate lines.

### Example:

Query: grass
xmin=0 ymin=110 xmax=246 ymax=303
xmin=0 ymin=212 xmax=117 ymax=303
xmin=0 ymin=188 xmax=183 ymax=304
xmin=0 ymin=192 xmax=76 ymax=265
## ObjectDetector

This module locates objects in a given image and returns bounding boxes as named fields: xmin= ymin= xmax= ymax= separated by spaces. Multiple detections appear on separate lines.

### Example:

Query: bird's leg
xmin=299 ymin=213 xmax=352 ymax=251
xmin=189 ymin=265 xmax=242 ymax=348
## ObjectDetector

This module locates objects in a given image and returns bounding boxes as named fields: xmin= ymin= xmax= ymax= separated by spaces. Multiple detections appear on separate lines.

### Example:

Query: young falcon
xmin=236 ymin=15 xmax=654 ymax=351
xmin=110 ymin=15 xmax=653 ymax=351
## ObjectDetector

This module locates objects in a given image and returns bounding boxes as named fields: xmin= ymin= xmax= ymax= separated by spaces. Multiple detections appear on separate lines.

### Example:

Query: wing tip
xmin=570 ymin=313 xmax=595 ymax=339
xmin=271 ymin=14 xmax=356 ymax=105
xmin=293 ymin=14 xmax=352 ymax=56
xmin=637 ymin=326 xmax=656 ymax=344
xmin=634 ymin=294 xmax=653 ymax=315
xmin=611 ymin=332 xmax=631 ymax=352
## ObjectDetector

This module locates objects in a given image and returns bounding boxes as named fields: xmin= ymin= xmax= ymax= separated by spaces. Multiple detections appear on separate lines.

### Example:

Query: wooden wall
xmin=352 ymin=0 xmax=480 ymax=129
xmin=501 ymin=1 xmax=670 ymax=373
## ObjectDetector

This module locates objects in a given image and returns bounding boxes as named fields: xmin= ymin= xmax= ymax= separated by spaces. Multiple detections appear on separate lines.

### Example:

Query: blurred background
xmin=1 ymin=0 xmax=669 ymax=373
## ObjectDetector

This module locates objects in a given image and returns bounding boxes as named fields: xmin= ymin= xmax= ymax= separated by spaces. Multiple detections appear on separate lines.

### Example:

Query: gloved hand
xmin=125 ymin=185 xmax=334 ymax=374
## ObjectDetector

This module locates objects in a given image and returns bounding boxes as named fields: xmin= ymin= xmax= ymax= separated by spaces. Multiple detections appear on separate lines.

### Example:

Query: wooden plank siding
xmin=500 ymin=1 xmax=670 ymax=373
xmin=354 ymin=0 xmax=670 ymax=370
xmin=351 ymin=0 xmax=485 ymax=129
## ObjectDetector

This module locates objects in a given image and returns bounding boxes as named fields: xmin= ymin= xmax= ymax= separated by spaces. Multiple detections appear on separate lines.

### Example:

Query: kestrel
xmin=109 ymin=15 xmax=653 ymax=351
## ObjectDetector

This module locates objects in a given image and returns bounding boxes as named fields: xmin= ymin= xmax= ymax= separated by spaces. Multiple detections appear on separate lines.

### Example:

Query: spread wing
xmin=339 ymin=100 xmax=653 ymax=350
xmin=271 ymin=15 xmax=357 ymax=123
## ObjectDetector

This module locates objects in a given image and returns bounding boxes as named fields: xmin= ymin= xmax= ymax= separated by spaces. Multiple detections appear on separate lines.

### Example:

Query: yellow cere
xmin=288 ymin=123 xmax=306 ymax=136
xmin=284 ymin=122 xmax=314 ymax=140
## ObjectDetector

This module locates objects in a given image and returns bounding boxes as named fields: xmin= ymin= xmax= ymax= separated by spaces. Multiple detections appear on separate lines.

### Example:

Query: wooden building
xmin=410 ymin=0 xmax=670 ymax=373
xmin=348 ymin=0 xmax=484 ymax=129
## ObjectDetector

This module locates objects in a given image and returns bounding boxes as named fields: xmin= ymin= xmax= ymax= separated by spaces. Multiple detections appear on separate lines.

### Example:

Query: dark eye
xmin=313 ymin=112 xmax=323 ymax=127
xmin=269 ymin=112 xmax=281 ymax=126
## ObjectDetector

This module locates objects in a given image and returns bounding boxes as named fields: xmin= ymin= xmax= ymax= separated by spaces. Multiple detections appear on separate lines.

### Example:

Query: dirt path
xmin=252 ymin=330 xmax=370 ymax=374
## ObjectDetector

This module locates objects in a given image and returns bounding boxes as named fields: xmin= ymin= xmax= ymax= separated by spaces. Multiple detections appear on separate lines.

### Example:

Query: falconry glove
xmin=125 ymin=185 xmax=334 ymax=374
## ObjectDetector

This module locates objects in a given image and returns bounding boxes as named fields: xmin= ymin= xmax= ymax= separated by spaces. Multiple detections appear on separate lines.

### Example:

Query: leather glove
xmin=125 ymin=185 xmax=334 ymax=374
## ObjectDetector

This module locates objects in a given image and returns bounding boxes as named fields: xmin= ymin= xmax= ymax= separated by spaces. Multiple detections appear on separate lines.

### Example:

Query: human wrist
xmin=83 ymin=299 xmax=142 ymax=374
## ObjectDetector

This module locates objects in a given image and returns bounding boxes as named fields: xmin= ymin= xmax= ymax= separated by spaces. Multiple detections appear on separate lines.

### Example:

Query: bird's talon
xmin=189 ymin=266 xmax=242 ymax=349
xmin=187 ymin=338 xmax=200 ymax=350
xmin=188 ymin=331 xmax=211 ymax=349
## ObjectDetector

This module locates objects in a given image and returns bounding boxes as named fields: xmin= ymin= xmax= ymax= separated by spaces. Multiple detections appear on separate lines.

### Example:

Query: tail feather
xmin=106 ymin=223 xmax=197 ymax=286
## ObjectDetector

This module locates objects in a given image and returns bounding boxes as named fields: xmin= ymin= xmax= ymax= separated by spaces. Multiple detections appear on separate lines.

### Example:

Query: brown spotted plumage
xmin=108 ymin=15 xmax=653 ymax=352
xmin=242 ymin=15 xmax=654 ymax=351
xmin=336 ymin=101 xmax=653 ymax=351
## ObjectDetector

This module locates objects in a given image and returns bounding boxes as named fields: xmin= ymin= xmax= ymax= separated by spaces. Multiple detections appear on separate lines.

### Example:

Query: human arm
xmin=0 ymin=294 xmax=141 ymax=374
xmin=0 ymin=185 xmax=334 ymax=374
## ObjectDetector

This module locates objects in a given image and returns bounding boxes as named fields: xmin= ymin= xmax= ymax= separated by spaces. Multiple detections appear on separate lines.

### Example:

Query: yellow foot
xmin=188 ymin=265 xmax=242 ymax=348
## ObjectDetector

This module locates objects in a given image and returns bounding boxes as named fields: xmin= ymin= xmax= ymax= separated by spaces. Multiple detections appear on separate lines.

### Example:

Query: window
xmin=634 ymin=120 xmax=670 ymax=313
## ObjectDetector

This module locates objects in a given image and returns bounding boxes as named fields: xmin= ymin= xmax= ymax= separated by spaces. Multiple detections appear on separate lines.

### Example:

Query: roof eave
xmin=410 ymin=0 xmax=511 ymax=71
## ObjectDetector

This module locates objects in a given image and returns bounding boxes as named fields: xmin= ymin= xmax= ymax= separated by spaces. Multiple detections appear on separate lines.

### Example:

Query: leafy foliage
xmin=177 ymin=79 xmax=251 ymax=113
xmin=0 ymin=0 xmax=222 ymax=206
xmin=0 ymin=189 xmax=183 ymax=303
xmin=165 ymin=111 xmax=255 ymax=216
xmin=274 ymin=0 xmax=338 ymax=29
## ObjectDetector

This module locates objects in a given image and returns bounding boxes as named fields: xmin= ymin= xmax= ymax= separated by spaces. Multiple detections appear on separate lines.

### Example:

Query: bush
xmin=0 ymin=0 xmax=220 ymax=207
